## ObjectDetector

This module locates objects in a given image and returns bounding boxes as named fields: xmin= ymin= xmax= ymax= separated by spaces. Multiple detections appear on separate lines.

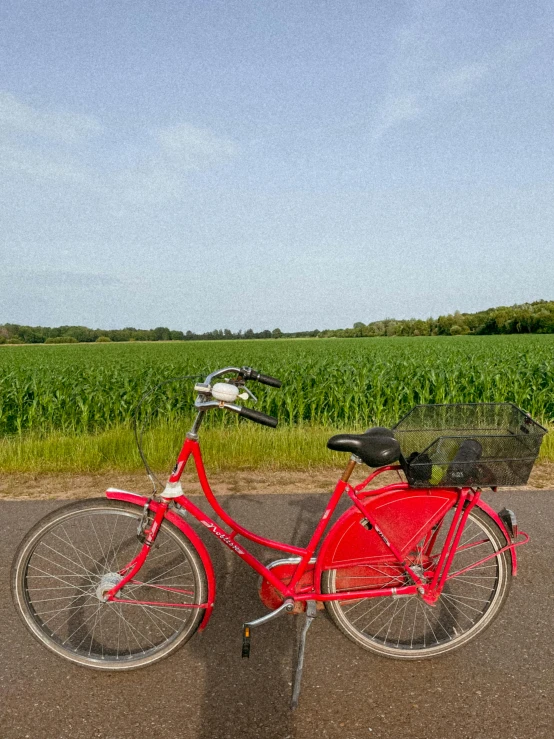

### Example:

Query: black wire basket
xmin=393 ymin=403 xmax=547 ymax=488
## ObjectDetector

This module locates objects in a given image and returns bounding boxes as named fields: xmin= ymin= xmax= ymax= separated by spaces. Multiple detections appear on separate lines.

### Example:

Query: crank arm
xmin=242 ymin=598 xmax=295 ymax=658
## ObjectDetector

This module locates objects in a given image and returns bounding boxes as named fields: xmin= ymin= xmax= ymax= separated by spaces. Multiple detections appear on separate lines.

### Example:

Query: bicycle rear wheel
xmin=322 ymin=507 xmax=512 ymax=658
xmin=12 ymin=499 xmax=207 ymax=670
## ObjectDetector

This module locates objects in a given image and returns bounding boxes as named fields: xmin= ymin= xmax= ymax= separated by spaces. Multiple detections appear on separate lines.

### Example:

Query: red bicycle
xmin=11 ymin=366 xmax=542 ymax=705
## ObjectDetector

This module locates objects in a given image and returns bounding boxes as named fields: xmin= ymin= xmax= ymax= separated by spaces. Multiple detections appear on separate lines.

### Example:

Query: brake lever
xmin=239 ymin=386 xmax=257 ymax=403
xmin=221 ymin=376 xmax=258 ymax=403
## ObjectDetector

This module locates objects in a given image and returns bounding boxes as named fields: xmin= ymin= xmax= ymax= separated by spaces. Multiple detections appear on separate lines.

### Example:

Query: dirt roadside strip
xmin=1 ymin=462 xmax=554 ymax=500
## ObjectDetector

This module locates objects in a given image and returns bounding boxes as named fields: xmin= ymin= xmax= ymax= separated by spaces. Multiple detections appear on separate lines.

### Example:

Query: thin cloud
xmin=115 ymin=123 xmax=239 ymax=203
xmin=371 ymin=1 xmax=439 ymax=141
xmin=114 ymin=164 xmax=187 ymax=204
xmin=372 ymin=94 xmax=422 ymax=142
xmin=435 ymin=62 xmax=489 ymax=97
xmin=0 ymin=269 xmax=124 ymax=289
xmin=371 ymin=3 xmax=534 ymax=141
xmin=0 ymin=92 xmax=239 ymax=199
xmin=0 ymin=91 xmax=103 ymax=142
xmin=0 ymin=143 xmax=90 ymax=183
xmin=157 ymin=123 xmax=238 ymax=168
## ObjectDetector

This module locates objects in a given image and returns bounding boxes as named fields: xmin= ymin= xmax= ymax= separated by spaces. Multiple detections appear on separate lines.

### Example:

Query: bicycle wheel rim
xmin=13 ymin=501 xmax=206 ymax=669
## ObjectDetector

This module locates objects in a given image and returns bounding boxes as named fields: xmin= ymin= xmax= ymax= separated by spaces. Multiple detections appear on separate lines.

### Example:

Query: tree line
xmin=320 ymin=300 xmax=554 ymax=339
xmin=1 ymin=300 xmax=553 ymax=344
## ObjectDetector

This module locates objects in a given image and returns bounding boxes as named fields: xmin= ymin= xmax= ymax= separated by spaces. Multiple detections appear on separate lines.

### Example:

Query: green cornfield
xmin=1 ymin=335 xmax=552 ymax=473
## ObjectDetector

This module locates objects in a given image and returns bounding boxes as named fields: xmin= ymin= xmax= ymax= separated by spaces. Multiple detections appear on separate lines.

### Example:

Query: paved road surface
xmin=1 ymin=491 xmax=553 ymax=739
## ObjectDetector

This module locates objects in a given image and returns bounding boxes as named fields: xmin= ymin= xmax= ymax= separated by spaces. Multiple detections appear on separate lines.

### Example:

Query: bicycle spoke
xmin=410 ymin=600 xmax=419 ymax=649
xmin=448 ymin=576 xmax=496 ymax=590
xmin=105 ymin=514 xmax=122 ymax=572
xmin=110 ymin=605 xmax=156 ymax=652
xmin=135 ymin=603 xmax=177 ymax=639
xmin=395 ymin=598 xmax=410 ymax=647
xmin=62 ymin=602 xmax=105 ymax=646
xmin=89 ymin=517 xmax=107 ymax=563
xmin=425 ymin=603 xmax=452 ymax=640
xmin=421 ymin=605 xmax=439 ymax=646
xmin=37 ymin=541 xmax=99 ymax=579
xmin=30 ymin=593 xmax=95 ymax=605
xmin=56 ymin=527 xmax=105 ymax=571
xmin=381 ymin=599 xmax=401 ymax=643
xmin=349 ymin=597 xmax=390 ymax=626
xmin=28 ymin=565 xmax=95 ymax=595
xmin=87 ymin=606 xmax=102 ymax=658
xmin=442 ymin=593 xmax=487 ymax=616
xmin=359 ymin=596 xmax=400 ymax=633
xmin=107 ymin=516 xmax=132 ymax=572
xmin=438 ymin=595 xmax=474 ymax=627
xmin=141 ymin=547 xmax=182 ymax=564
xmin=32 ymin=552 xmax=96 ymax=581
xmin=38 ymin=600 xmax=98 ymax=620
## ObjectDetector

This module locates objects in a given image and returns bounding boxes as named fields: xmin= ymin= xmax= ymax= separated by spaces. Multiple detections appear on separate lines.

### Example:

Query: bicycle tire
xmin=12 ymin=498 xmax=207 ymax=670
xmin=322 ymin=507 xmax=512 ymax=659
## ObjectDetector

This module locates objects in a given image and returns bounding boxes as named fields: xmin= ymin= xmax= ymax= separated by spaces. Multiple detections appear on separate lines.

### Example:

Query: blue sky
xmin=1 ymin=0 xmax=553 ymax=332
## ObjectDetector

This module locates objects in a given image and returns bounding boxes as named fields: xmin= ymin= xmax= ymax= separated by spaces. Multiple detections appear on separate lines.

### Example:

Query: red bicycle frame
xmin=105 ymin=436 xmax=527 ymax=620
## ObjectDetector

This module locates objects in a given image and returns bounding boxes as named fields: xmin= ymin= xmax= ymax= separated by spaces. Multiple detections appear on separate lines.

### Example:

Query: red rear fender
xmin=316 ymin=487 xmax=519 ymax=584
xmin=105 ymin=489 xmax=216 ymax=629
xmin=475 ymin=499 xmax=518 ymax=575
xmin=317 ymin=488 xmax=458 ymax=581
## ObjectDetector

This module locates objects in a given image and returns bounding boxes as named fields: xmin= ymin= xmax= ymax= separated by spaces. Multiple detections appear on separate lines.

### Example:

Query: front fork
xmin=104 ymin=499 xmax=168 ymax=601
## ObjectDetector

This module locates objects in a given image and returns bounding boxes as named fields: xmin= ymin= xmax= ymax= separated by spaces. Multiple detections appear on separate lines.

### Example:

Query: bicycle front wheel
xmin=12 ymin=499 xmax=207 ymax=670
xmin=322 ymin=507 xmax=512 ymax=659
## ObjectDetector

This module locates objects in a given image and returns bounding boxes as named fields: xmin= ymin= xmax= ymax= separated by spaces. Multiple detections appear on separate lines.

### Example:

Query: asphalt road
xmin=1 ymin=490 xmax=553 ymax=739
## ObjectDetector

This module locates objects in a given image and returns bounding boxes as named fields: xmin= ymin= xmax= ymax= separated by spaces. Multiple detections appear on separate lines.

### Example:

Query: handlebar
xmin=238 ymin=406 xmax=278 ymax=427
xmin=204 ymin=366 xmax=282 ymax=388
xmin=193 ymin=366 xmax=281 ymax=430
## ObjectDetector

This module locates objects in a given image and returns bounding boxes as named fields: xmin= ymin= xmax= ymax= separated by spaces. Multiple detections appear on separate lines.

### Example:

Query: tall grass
xmin=1 ymin=421 xmax=551 ymax=475
xmin=0 ymin=424 xmax=349 ymax=474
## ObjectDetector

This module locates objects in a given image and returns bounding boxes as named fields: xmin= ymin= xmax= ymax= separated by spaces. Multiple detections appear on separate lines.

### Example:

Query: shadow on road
xmin=189 ymin=492 xmax=328 ymax=739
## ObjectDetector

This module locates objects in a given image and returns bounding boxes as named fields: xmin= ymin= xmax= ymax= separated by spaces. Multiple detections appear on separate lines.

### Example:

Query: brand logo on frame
xmin=201 ymin=521 xmax=245 ymax=554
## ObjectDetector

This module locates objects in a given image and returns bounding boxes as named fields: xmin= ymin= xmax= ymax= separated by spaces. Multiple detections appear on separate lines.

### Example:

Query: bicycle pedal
xmin=242 ymin=625 xmax=251 ymax=659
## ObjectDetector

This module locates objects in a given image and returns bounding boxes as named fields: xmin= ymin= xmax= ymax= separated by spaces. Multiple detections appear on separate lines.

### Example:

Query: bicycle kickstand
xmin=291 ymin=600 xmax=317 ymax=711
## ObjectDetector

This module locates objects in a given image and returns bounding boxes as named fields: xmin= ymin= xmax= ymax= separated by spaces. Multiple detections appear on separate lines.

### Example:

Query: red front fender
xmin=105 ymin=489 xmax=216 ymax=630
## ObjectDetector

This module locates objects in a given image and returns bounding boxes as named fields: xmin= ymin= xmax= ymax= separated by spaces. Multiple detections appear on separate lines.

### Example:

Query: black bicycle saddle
xmin=327 ymin=427 xmax=400 ymax=468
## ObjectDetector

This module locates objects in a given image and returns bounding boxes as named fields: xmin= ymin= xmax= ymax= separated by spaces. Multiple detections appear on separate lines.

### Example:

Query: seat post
xmin=341 ymin=457 xmax=358 ymax=482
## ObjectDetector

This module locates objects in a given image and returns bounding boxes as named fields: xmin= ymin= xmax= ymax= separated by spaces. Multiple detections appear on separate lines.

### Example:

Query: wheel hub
xmin=410 ymin=564 xmax=426 ymax=581
xmin=95 ymin=572 xmax=123 ymax=602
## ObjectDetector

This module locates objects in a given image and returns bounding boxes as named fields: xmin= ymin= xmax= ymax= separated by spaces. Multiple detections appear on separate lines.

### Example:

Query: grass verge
xmin=0 ymin=424 xmax=352 ymax=475
xmin=0 ymin=422 xmax=552 ymax=475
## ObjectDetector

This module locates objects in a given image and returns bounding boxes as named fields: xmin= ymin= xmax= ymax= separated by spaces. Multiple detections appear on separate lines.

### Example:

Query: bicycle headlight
xmin=212 ymin=382 xmax=240 ymax=402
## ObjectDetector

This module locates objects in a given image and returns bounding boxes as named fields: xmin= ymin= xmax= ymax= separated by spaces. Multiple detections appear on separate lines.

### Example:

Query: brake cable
xmin=132 ymin=374 xmax=203 ymax=496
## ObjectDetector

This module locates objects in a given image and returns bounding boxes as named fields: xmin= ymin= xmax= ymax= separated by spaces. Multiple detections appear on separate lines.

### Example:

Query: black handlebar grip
xmin=256 ymin=373 xmax=282 ymax=388
xmin=239 ymin=406 xmax=278 ymax=428
xmin=240 ymin=367 xmax=282 ymax=388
